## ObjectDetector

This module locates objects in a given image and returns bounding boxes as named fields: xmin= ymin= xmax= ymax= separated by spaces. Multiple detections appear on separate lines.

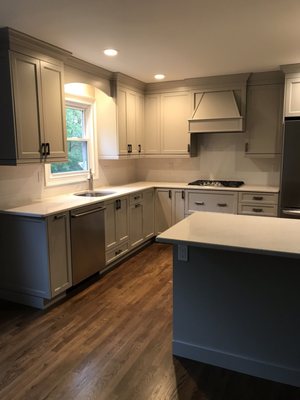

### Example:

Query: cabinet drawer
xmin=239 ymin=192 xmax=278 ymax=204
xmin=238 ymin=204 xmax=278 ymax=217
xmin=106 ymin=242 xmax=129 ymax=265
xmin=186 ymin=191 xmax=238 ymax=214
xmin=130 ymin=192 xmax=143 ymax=205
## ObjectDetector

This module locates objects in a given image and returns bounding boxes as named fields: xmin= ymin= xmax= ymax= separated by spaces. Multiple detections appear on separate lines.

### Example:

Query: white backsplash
xmin=136 ymin=133 xmax=281 ymax=186
xmin=0 ymin=133 xmax=281 ymax=209
xmin=0 ymin=159 xmax=137 ymax=209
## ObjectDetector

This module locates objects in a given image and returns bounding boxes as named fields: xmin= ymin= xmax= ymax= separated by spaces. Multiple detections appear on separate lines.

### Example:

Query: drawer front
xmin=239 ymin=192 xmax=278 ymax=204
xmin=238 ymin=204 xmax=278 ymax=217
xmin=186 ymin=191 xmax=238 ymax=214
xmin=106 ymin=242 xmax=129 ymax=264
xmin=130 ymin=192 xmax=143 ymax=205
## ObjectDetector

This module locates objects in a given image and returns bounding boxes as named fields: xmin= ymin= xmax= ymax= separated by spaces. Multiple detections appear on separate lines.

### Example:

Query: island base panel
xmin=172 ymin=245 xmax=300 ymax=388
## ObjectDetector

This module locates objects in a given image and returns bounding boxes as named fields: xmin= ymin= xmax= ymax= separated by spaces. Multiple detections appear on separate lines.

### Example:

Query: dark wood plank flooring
xmin=0 ymin=243 xmax=299 ymax=400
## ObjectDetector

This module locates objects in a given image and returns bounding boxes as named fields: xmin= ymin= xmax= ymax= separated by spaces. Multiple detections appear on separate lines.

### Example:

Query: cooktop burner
xmin=188 ymin=180 xmax=244 ymax=188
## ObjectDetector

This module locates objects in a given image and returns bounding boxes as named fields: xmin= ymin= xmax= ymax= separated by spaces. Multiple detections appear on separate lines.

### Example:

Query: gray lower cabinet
xmin=0 ymin=212 xmax=72 ymax=309
xmin=129 ymin=189 xmax=155 ymax=249
xmin=185 ymin=190 xmax=238 ymax=215
xmin=155 ymin=189 xmax=185 ymax=234
xmin=0 ymin=38 xmax=67 ymax=165
xmin=238 ymin=191 xmax=278 ymax=217
xmin=105 ymin=196 xmax=129 ymax=264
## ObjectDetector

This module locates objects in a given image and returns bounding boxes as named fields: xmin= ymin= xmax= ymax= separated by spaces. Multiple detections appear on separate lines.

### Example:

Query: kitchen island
xmin=156 ymin=212 xmax=300 ymax=387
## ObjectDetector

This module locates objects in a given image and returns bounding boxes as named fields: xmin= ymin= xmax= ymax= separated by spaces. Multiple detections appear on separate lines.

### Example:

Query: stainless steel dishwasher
xmin=70 ymin=203 xmax=106 ymax=285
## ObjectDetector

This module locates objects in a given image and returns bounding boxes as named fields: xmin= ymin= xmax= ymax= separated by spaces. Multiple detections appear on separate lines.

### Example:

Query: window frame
xmin=44 ymin=96 xmax=98 ymax=187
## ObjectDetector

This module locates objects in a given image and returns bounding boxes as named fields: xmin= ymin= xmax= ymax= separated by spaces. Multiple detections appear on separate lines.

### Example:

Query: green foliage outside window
xmin=51 ymin=107 xmax=89 ymax=174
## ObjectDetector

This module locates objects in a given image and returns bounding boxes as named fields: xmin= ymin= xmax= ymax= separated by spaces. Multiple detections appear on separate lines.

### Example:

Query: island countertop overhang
xmin=156 ymin=211 xmax=300 ymax=259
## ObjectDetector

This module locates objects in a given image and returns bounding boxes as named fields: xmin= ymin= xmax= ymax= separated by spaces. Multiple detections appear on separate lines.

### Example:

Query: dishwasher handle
xmin=71 ymin=206 xmax=106 ymax=218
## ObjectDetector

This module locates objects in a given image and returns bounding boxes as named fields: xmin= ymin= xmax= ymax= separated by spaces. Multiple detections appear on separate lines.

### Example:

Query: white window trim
xmin=44 ymin=96 xmax=98 ymax=187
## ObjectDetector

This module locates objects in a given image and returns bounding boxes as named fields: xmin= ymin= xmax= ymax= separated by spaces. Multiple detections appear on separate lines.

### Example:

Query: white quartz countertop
xmin=156 ymin=211 xmax=300 ymax=258
xmin=1 ymin=181 xmax=279 ymax=218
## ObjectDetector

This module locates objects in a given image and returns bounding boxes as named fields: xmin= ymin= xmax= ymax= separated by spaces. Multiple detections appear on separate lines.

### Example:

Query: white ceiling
xmin=0 ymin=0 xmax=300 ymax=83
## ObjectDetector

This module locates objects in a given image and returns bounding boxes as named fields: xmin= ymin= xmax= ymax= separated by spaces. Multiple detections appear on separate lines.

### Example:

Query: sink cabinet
xmin=0 ymin=212 xmax=72 ymax=309
xmin=0 ymin=28 xmax=67 ymax=165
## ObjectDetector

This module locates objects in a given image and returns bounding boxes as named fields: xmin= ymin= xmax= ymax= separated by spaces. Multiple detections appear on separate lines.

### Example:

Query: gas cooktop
xmin=188 ymin=180 xmax=244 ymax=188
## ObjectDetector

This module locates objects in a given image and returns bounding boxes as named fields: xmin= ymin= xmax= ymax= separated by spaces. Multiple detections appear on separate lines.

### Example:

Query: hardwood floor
xmin=0 ymin=243 xmax=299 ymax=400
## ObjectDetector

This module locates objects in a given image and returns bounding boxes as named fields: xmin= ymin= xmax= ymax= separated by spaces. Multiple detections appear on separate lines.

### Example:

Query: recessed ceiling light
xmin=154 ymin=74 xmax=165 ymax=80
xmin=104 ymin=48 xmax=118 ymax=57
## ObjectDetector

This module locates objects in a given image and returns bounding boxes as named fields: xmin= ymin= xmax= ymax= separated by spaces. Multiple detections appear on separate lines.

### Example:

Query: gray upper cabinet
xmin=245 ymin=73 xmax=284 ymax=156
xmin=0 ymin=28 xmax=68 ymax=165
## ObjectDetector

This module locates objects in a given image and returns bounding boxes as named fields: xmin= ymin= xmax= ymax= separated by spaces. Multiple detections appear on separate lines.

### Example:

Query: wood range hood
xmin=188 ymin=90 xmax=244 ymax=133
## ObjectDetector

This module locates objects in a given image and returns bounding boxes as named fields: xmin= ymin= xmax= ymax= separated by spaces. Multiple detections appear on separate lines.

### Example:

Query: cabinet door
xmin=11 ymin=52 xmax=43 ymax=160
xmin=144 ymin=94 xmax=161 ymax=154
xmin=40 ymin=61 xmax=67 ymax=160
xmin=172 ymin=190 xmax=186 ymax=224
xmin=245 ymin=84 xmax=283 ymax=155
xmin=117 ymin=88 xmax=128 ymax=155
xmin=126 ymin=90 xmax=138 ymax=155
xmin=129 ymin=203 xmax=144 ymax=248
xmin=284 ymin=77 xmax=300 ymax=117
xmin=116 ymin=197 xmax=129 ymax=243
xmin=143 ymin=189 xmax=154 ymax=239
xmin=136 ymin=93 xmax=144 ymax=155
xmin=47 ymin=212 xmax=72 ymax=297
xmin=155 ymin=189 xmax=172 ymax=234
xmin=105 ymin=200 xmax=118 ymax=250
xmin=160 ymin=92 xmax=191 ymax=155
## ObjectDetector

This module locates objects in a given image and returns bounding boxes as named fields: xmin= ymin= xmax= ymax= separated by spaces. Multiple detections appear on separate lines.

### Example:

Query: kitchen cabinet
xmin=104 ymin=196 xmax=129 ymax=264
xmin=117 ymin=86 xmax=144 ymax=156
xmin=129 ymin=191 xmax=144 ymax=248
xmin=0 ymin=211 xmax=72 ymax=308
xmin=144 ymin=91 xmax=191 ymax=156
xmin=129 ymin=189 xmax=155 ymax=249
xmin=284 ymin=76 xmax=300 ymax=117
xmin=0 ymin=50 xmax=67 ymax=165
xmin=143 ymin=189 xmax=155 ymax=239
xmin=185 ymin=190 xmax=238 ymax=215
xmin=238 ymin=191 xmax=278 ymax=217
xmin=155 ymin=188 xmax=185 ymax=234
xmin=245 ymin=83 xmax=283 ymax=156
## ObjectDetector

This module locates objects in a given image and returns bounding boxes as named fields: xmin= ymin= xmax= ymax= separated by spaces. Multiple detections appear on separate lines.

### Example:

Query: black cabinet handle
xmin=138 ymin=144 xmax=141 ymax=153
xmin=169 ymin=190 xmax=172 ymax=199
xmin=195 ymin=201 xmax=204 ymax=206
xmin=253 ymin=196 xmax=263 ymax=201
xmin=115 ymin=199 xmax=121 ymax=210
xmin=127 ymin=144 xmax=132 ymax=153
xmin=54 ymin=213 xmax=66 ymax=220
xmin=217 ymin=203 xmax=227 ymax=207
xmin=252 ymin=208 xmax=263 ymax=213
xmin=181 ymin=190 xmax=185 ymax=200
xmin=40 ymin=143 xmax=46 ymax=157
xmin=45 ymin=142 xmax=50 ymax=156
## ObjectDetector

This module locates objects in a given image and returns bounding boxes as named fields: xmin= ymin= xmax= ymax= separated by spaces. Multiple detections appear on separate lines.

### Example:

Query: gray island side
xmin=156 ymin=212 xmax=300 ymax=388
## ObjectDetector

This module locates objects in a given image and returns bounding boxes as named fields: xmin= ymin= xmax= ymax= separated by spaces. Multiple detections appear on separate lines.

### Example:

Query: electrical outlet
xmin=178 ymin=244 xmax=188 ymax=262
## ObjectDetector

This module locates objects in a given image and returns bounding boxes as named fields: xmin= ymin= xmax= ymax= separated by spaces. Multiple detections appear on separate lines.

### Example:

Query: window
xmin=45 ymin=97 xmax=97 ymax=186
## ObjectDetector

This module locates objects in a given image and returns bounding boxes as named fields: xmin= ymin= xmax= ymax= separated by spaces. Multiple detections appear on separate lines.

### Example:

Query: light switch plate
xmin=178 ymin=244 xmax=188 ymax=262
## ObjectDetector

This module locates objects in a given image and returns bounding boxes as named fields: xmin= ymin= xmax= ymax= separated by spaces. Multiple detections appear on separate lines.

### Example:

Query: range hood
xmin=188 ymin=90 xmax=244 ymax=133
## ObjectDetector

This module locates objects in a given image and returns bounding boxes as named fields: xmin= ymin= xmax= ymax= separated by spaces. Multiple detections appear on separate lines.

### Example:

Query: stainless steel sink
xmin=74 ymin=191 xmax=116 ymax=197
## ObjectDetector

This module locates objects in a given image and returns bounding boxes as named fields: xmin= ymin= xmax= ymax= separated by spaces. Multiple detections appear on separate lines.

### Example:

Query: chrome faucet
xmin=88 ymin=168 xmax=94 ymax=191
